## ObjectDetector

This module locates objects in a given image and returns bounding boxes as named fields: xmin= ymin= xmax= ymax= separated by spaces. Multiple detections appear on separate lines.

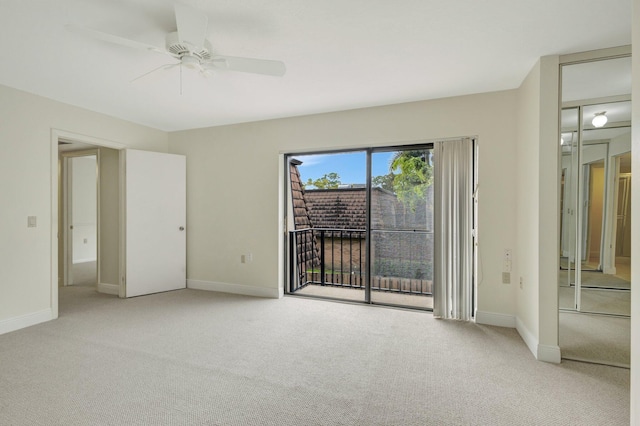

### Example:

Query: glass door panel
xmin=287 ymin=151 xmax=367 ymax=303
xmin=370 ymin=148 xmax=434 ymax=309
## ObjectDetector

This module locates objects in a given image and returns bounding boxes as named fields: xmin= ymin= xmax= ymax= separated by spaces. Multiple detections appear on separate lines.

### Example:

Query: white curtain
xmin=433 ymin=138 xmax=475 ymax=320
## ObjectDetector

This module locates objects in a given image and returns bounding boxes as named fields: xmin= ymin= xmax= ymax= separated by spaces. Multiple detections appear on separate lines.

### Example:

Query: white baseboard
xmin=537 ymin=344 xmax=561 ymax=363
xmin=0 ymin=309 xmax=53 ymax=335
xmin=516 ymin=316 xmax=538 ymax=359
xmin=475 ymin=311 xmax=516 ymax=328
xmin=515 ymin=317 xmax=561 ymax=363
xmin=187 ymin=279 xmax=281 ymax=299
xmin=98 ymin=283 xmax=119 ymax=295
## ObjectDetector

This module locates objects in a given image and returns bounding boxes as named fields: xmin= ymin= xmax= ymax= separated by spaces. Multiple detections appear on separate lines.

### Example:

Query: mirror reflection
xmin=558 ymin=55 xmax=631 ymax=368
xmin=558 ymin=101 xmax=631 ymax=315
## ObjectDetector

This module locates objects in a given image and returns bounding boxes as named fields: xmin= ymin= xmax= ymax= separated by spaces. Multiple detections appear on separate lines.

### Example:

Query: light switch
xmin=27 ymin=216 xmax=37 ymax=228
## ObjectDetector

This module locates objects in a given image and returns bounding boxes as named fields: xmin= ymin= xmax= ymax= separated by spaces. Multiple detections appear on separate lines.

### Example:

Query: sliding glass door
xmin=286 ymin=144 xmax=440 ymax=310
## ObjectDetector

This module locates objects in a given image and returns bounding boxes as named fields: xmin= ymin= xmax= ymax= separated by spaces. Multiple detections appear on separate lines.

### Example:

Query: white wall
xmin=168 ymin=90 xmax=519 ymax=318
xmin=0 ymin=83 xmax=168 ymax=334
xmin=515 ymin=56 xmax=560 ymax=362
xmin=630 ymin=0 xmax=639 ymax=421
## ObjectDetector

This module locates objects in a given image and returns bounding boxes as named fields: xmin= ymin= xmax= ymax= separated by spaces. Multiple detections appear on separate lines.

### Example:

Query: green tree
xmin=372 ymin=172 xmax=395 ymax=191
xmin=304 ymin=172 xmax=341 ymax=189
xmin=389 ymin=150 xmax=433 ymax=210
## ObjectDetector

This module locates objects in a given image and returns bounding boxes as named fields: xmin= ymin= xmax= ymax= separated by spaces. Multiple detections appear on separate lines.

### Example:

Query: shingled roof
xmin=304 ymin=188 xmax=367 ymax=230
xmin=289 ymin=160 xmax=319 ymax=272
xmin=289 ymin=159 xmax=314 ymax=230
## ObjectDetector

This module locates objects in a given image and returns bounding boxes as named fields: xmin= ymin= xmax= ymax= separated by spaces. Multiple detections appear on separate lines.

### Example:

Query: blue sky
xmin=292 ymin=151 xmax=394 ymax=186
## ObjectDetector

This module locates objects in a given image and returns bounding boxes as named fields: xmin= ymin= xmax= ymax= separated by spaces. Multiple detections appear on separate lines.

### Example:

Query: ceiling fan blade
xmin=65 ymin=24 xmax=166 ymax=54
xmin=174 ymin=3 xmax=208 ymax=49
xmin=210 ymin=55 xmax=286 ymax=77
xmin=131 ymin=62 xmax=180 ymax=83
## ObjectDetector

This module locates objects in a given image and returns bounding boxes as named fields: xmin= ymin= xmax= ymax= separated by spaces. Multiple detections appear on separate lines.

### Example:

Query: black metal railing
xmin=289 ymin=228 xmax=433 ymax=296
xmin=290 ymin=228 xmax=365 ymax=293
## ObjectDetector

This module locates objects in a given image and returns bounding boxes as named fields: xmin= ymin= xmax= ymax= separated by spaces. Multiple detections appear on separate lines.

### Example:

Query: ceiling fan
xmin=66 ymin=3 xmax=286 ymax=82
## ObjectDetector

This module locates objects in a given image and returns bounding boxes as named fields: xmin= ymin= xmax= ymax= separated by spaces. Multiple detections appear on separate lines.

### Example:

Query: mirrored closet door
xmin=558 ymin=52 xmax=631 ymax=367
xmin=559 ymin=59 xmax=631 ymax=316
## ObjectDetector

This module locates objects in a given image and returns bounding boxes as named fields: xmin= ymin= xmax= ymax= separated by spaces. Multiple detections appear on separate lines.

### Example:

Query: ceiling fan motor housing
xmin=165 ymin=31 xmax=212 ymax=61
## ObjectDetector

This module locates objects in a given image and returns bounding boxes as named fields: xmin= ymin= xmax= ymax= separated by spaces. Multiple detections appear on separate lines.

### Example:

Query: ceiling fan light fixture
xmin=592 ymin=111 xmax=608 ymax=128
xmin=182 ymin=55 xmax=200 ymax=69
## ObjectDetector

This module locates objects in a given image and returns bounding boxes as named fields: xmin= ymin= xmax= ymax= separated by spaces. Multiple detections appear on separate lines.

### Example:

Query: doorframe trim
xmin=50 ymin=129 xmax=125 ymax=319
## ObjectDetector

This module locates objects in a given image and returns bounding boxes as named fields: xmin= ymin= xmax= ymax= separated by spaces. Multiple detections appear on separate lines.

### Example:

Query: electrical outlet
xmin=519 ymin=277 xmax=523 ymax=289
xmin=502 ymin=272 xmax=510 ymax=284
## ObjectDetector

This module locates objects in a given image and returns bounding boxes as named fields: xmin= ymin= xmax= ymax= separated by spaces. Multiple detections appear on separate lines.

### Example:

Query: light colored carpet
xmin=559 ymin=286 xmax=630 ymax=316
xmin=71 ymin=260 xmax=97 ymax=286
xmin=559 ymin=311 xmax=630 ymax=368
xmin=0 ymin=286 xmax=630 ymax=425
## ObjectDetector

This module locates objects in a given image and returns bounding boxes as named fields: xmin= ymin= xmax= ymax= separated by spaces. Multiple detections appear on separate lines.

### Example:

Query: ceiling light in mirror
xmin=592 ymin=111 xmax=608 ymax=128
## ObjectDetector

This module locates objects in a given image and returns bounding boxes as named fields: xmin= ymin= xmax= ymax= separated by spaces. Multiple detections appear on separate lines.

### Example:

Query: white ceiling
xmin=0 ymin=0 xmax=632 ymax=132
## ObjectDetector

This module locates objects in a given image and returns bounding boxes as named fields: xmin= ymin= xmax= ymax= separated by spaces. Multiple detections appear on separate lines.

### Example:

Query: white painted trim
xmin=559 ymin=45 xmax=631 ymax=65
xmin=54 ymin=129 xmax=127 ymax=151
xmin=515 ymin=316 xmax=538 ymax=359
xmin=537 ymin=344 xmax=562 ymax=364
xmin=514 ymin=317 xmax=561 ymax=363
xmin=475 ymin=311 xmax=516 ymax=328
xmin=97 ymin=283 xmax=120 ymax=295
xmin=51 ymin=132 xmax=59 ymax=319
xmin=187 ymin=279 xmax=281 ymax=299
xmin=0 ymin=309 xmax=53 ymax=335
xmin=278 ymin=153 xmax=285 ymax=299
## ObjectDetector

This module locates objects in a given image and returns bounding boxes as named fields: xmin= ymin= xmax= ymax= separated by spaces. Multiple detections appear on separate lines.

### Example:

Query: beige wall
xmin=631 ymin=0 xmax=639 ymax=421
xmin=0 ymin=84 xmax=168 ymax=332
xmin=168 ymin=90 xmax=519 ymax=317
xmin=515 ymin=59 xmax=542 ymax=345
xmin=514 ymin=55 xmax=560 ymax=362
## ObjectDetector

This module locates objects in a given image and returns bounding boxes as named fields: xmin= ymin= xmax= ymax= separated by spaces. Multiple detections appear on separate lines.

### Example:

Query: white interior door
xmin=124 ymin=149 xmax=186 ymax=297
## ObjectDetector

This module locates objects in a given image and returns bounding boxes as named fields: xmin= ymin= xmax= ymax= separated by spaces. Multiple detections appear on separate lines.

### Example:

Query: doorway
xmin=61 ymin=151 xmax=98 ymax=288
xmin=54 ymin=131 xmax=125 ymax=318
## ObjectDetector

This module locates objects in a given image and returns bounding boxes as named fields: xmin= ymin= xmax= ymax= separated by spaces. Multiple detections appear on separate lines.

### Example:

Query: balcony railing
xmin=289 ymin=228 xmax=433 ymax=296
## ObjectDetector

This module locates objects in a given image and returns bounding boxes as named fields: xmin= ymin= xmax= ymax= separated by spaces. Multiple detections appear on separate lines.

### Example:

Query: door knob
xmin=179 ymin=226 xmax=185 ymax=231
